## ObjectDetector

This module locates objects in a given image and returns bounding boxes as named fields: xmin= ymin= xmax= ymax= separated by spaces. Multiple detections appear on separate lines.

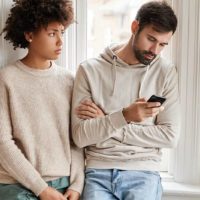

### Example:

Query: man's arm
xmin=74 ymin=66 xmax=180 ymax=149
xmin=72 ymin=65 xmax=162 ymax=148
xmin=71 ymin=65 xmax=128 ymax=148
xmin=120 ymin=66 xmax=180 ymax=148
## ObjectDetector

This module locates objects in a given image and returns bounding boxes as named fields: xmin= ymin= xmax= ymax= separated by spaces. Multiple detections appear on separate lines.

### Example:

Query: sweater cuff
xmin=68 ymin=179 xmax=84 ymax=195
xmin=109 ymin=110 xmax=127 ymax=129
xmin=32 ymin=179 xmax=48 ymax=197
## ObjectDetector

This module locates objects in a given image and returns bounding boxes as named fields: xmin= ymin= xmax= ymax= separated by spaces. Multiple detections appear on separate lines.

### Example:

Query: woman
xmin=0 ymin=0 xmax=84 ymax=199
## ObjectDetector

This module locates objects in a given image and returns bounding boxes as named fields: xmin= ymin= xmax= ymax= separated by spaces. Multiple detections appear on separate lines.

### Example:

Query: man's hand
xmin=64 ymin=189 xmax=80 ymax=200
xmin=122 ymin=98 xmax=164 ymax=123
xmin=39 ymin=186 xmax=66 ymax=200
xmin=76 ymin=99 xmax=105 ymax=119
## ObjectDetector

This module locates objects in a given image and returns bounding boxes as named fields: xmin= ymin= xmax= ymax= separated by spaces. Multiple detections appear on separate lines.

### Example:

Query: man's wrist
xmin=122 ymin=107 xmax=131 ymax=123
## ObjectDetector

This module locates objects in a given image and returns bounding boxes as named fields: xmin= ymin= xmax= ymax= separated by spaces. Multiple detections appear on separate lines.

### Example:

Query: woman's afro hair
xmin=1 ymin=0 xmax=74 ymax=49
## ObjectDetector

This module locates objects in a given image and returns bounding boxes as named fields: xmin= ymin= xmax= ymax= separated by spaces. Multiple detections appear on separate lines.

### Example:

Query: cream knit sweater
xmin=0 ymin=60 xmax=84 ymax=196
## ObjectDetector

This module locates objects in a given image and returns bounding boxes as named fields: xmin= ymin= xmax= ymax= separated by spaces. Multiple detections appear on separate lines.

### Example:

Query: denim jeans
xmin=82 ymin=169 xmax=162 ymax=200
xmin=0 ymin=176 xmax=69 ymax=200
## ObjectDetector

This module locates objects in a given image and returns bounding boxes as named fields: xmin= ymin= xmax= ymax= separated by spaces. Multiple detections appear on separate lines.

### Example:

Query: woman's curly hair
xmin=1 ymin=0 xmax=74 ymax=49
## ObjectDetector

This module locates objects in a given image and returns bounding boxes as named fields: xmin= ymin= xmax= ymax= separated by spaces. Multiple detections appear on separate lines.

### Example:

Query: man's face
xmin=132 ymin=24 xmax=173 ymax=65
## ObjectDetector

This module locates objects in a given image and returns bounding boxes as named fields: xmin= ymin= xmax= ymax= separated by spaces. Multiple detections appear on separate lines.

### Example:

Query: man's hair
xmin=1 ymin=0 xmax=74 ymax=49
xmin=135 ymin=1 xmax=177 ymax=34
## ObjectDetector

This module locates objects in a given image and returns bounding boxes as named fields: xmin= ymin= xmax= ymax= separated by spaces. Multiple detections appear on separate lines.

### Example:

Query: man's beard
xmin=134 ymin=48 xmax=156 ymax=65
xmin=132 ymin=33 xmax=157 ymax=65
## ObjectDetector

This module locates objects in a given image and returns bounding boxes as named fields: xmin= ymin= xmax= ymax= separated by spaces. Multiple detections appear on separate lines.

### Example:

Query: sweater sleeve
xmin=121 ymin=66 xmax=181 ymax=148
xmin=0 ymin=78 xmax=48 ymax=196
xmin=68 ymin=141 xmax=85 ymax=194
xmin=71 ymin=65 xmax=127 ymax=148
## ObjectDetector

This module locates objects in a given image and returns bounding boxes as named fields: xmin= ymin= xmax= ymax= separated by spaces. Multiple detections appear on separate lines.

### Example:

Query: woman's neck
xmin=21 ymin=54 xmax=51 ymax=70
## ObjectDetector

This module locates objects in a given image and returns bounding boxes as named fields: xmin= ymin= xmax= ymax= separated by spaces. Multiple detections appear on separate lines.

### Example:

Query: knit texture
xmin=0 ymin=60 xmax=84 ymax=196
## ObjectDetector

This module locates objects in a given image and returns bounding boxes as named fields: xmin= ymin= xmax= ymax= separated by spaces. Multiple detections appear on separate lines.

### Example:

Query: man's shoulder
xmin=156 ymin=56 xmax=175 ymax=69
xmin=79 ymin=57 xmax=106 ymax=70
xmin=152 ymin=56 xmax=176 ymax=76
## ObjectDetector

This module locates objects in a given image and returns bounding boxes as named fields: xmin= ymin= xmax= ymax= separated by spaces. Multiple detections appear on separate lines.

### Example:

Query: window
xmin=87 ymin=0 xmax=162 ymax=58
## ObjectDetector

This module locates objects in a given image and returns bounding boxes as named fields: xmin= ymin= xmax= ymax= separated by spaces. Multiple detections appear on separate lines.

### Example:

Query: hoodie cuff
xmin=109 ymin=110 xmax=127 ymax=129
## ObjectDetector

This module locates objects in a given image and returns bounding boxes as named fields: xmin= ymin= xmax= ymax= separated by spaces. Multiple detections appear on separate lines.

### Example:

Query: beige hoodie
xmin=72 ymin=44 xmax=180 ymax=171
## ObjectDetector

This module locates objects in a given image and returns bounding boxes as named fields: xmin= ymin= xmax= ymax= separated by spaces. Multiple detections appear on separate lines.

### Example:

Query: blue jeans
xmin=82 ymin=169 xmax=162 ymax=200
xmin=0 ymin=176 xmax=69 ymax=200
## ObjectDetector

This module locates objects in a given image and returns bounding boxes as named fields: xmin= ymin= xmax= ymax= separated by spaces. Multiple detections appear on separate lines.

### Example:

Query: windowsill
xmin=161 ymin=172 xmax=200 ymax=197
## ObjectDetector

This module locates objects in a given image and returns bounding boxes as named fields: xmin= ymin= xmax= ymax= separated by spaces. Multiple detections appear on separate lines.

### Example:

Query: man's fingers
xmin=135 ymin=98 xmax=146 ymax=102
xmin=146 ymin=102 xmax=161 ymax=108
xmin=76 ymin=104 xmax=97 ymax=114
xmin=77 ymin=110 xmax=96 ymax=118
xmin=78 ymin=115 xmax=89 ymax=120
xmin=81 ymin=100 xmax=103 ymax=113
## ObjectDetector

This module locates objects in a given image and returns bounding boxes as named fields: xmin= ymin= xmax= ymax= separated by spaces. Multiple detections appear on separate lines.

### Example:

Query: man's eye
xmin=148 ymin=37 xmax=155 ymax=42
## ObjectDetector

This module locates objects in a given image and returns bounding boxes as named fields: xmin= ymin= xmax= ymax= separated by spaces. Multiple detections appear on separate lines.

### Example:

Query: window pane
xmin=87 ymin=0 xmax=161 ymax=58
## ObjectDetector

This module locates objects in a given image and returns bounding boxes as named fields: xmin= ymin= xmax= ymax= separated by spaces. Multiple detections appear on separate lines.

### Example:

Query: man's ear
xmin=131 ymin=20 xmax=139 ymax=35
xmin=24 ymin=32 xmax=33 ymax=42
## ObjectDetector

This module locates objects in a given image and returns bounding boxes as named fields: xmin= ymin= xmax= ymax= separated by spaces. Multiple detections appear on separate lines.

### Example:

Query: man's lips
xmin=144 ymin=53 xmax=155 ymax=60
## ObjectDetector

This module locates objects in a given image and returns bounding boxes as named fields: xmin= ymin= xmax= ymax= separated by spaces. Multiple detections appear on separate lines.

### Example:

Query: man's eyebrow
xmin=147 ymin=34 xmax=168 ymax=45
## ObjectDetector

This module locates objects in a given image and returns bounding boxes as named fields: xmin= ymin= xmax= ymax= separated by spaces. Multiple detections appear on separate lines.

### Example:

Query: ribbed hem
xmin=68 ymin=179 xmax=84 ymax=195
xmin=86 ymin=159 xmax=160 ymax=172
xmin=109 ymin=110 xmax=127 ymax=129
xmin=32 ymin=178 xmax=48 ymax=196
xmin=16 ymin=60 xmax=57 ymax=77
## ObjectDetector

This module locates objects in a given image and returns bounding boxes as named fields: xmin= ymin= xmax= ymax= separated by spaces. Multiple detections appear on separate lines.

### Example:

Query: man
xmin=72 ymin=1 xmax=180 ymax=200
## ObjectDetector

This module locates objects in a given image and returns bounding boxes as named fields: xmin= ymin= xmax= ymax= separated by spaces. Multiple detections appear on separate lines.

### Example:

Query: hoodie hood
xmin=100 ymin=44 xmax=160 ymax=97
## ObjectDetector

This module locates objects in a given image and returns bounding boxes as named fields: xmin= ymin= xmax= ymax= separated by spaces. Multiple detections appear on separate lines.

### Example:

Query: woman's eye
xmin=49 ymin=33 xmax=55 ymax=37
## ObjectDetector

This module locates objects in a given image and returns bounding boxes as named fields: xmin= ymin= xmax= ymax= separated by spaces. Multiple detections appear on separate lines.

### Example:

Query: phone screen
xmin=147 ymin=95 xmax=166 ymax=105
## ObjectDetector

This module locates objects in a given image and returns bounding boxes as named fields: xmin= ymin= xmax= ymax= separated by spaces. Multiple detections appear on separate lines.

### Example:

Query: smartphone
xmin=147 ymin=95 xmax=166 ymax=105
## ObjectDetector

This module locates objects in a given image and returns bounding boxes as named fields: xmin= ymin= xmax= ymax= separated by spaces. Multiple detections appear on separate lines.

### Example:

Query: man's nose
xmin=149 ymin=44 xmax=159 ymax=55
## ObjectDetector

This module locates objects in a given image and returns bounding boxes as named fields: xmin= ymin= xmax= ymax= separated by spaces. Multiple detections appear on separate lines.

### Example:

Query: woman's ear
xmin=131 ymin=20 xmax=139 ymax=35
xmin=24 ymin=32 xmax=33 ymax=42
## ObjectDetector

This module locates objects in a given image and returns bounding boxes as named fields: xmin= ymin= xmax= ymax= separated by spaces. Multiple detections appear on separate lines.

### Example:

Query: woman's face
xmin=26 ymin=22 xmax=65 ymax=61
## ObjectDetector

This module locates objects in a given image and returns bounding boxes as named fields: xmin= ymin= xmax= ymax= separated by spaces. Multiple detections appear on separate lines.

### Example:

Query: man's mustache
xmin=143 ymin=51 xmax=156 ymax=57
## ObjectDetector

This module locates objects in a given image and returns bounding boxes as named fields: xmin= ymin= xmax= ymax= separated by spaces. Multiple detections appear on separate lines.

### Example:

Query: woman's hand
xmin=39 ymin=186 xmax=66 ymax=200
xmin=64 ymin=189 xmax=80 ymax=200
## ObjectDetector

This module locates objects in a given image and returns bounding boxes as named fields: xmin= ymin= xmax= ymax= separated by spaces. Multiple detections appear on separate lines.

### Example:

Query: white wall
xmin=0 ymin=1 xmax=27 ymax=68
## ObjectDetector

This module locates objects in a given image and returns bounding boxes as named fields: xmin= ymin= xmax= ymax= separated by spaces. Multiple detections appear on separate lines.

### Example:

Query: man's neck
xmin=115 ymin=39 xmax=139 ymax=65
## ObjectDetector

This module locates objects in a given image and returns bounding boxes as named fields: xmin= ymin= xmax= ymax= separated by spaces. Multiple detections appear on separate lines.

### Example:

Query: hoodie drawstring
xmin=111 ymin=55 xmax=117 ymax=96
xmin=139 ymin=65 xmax=150 ymax=98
